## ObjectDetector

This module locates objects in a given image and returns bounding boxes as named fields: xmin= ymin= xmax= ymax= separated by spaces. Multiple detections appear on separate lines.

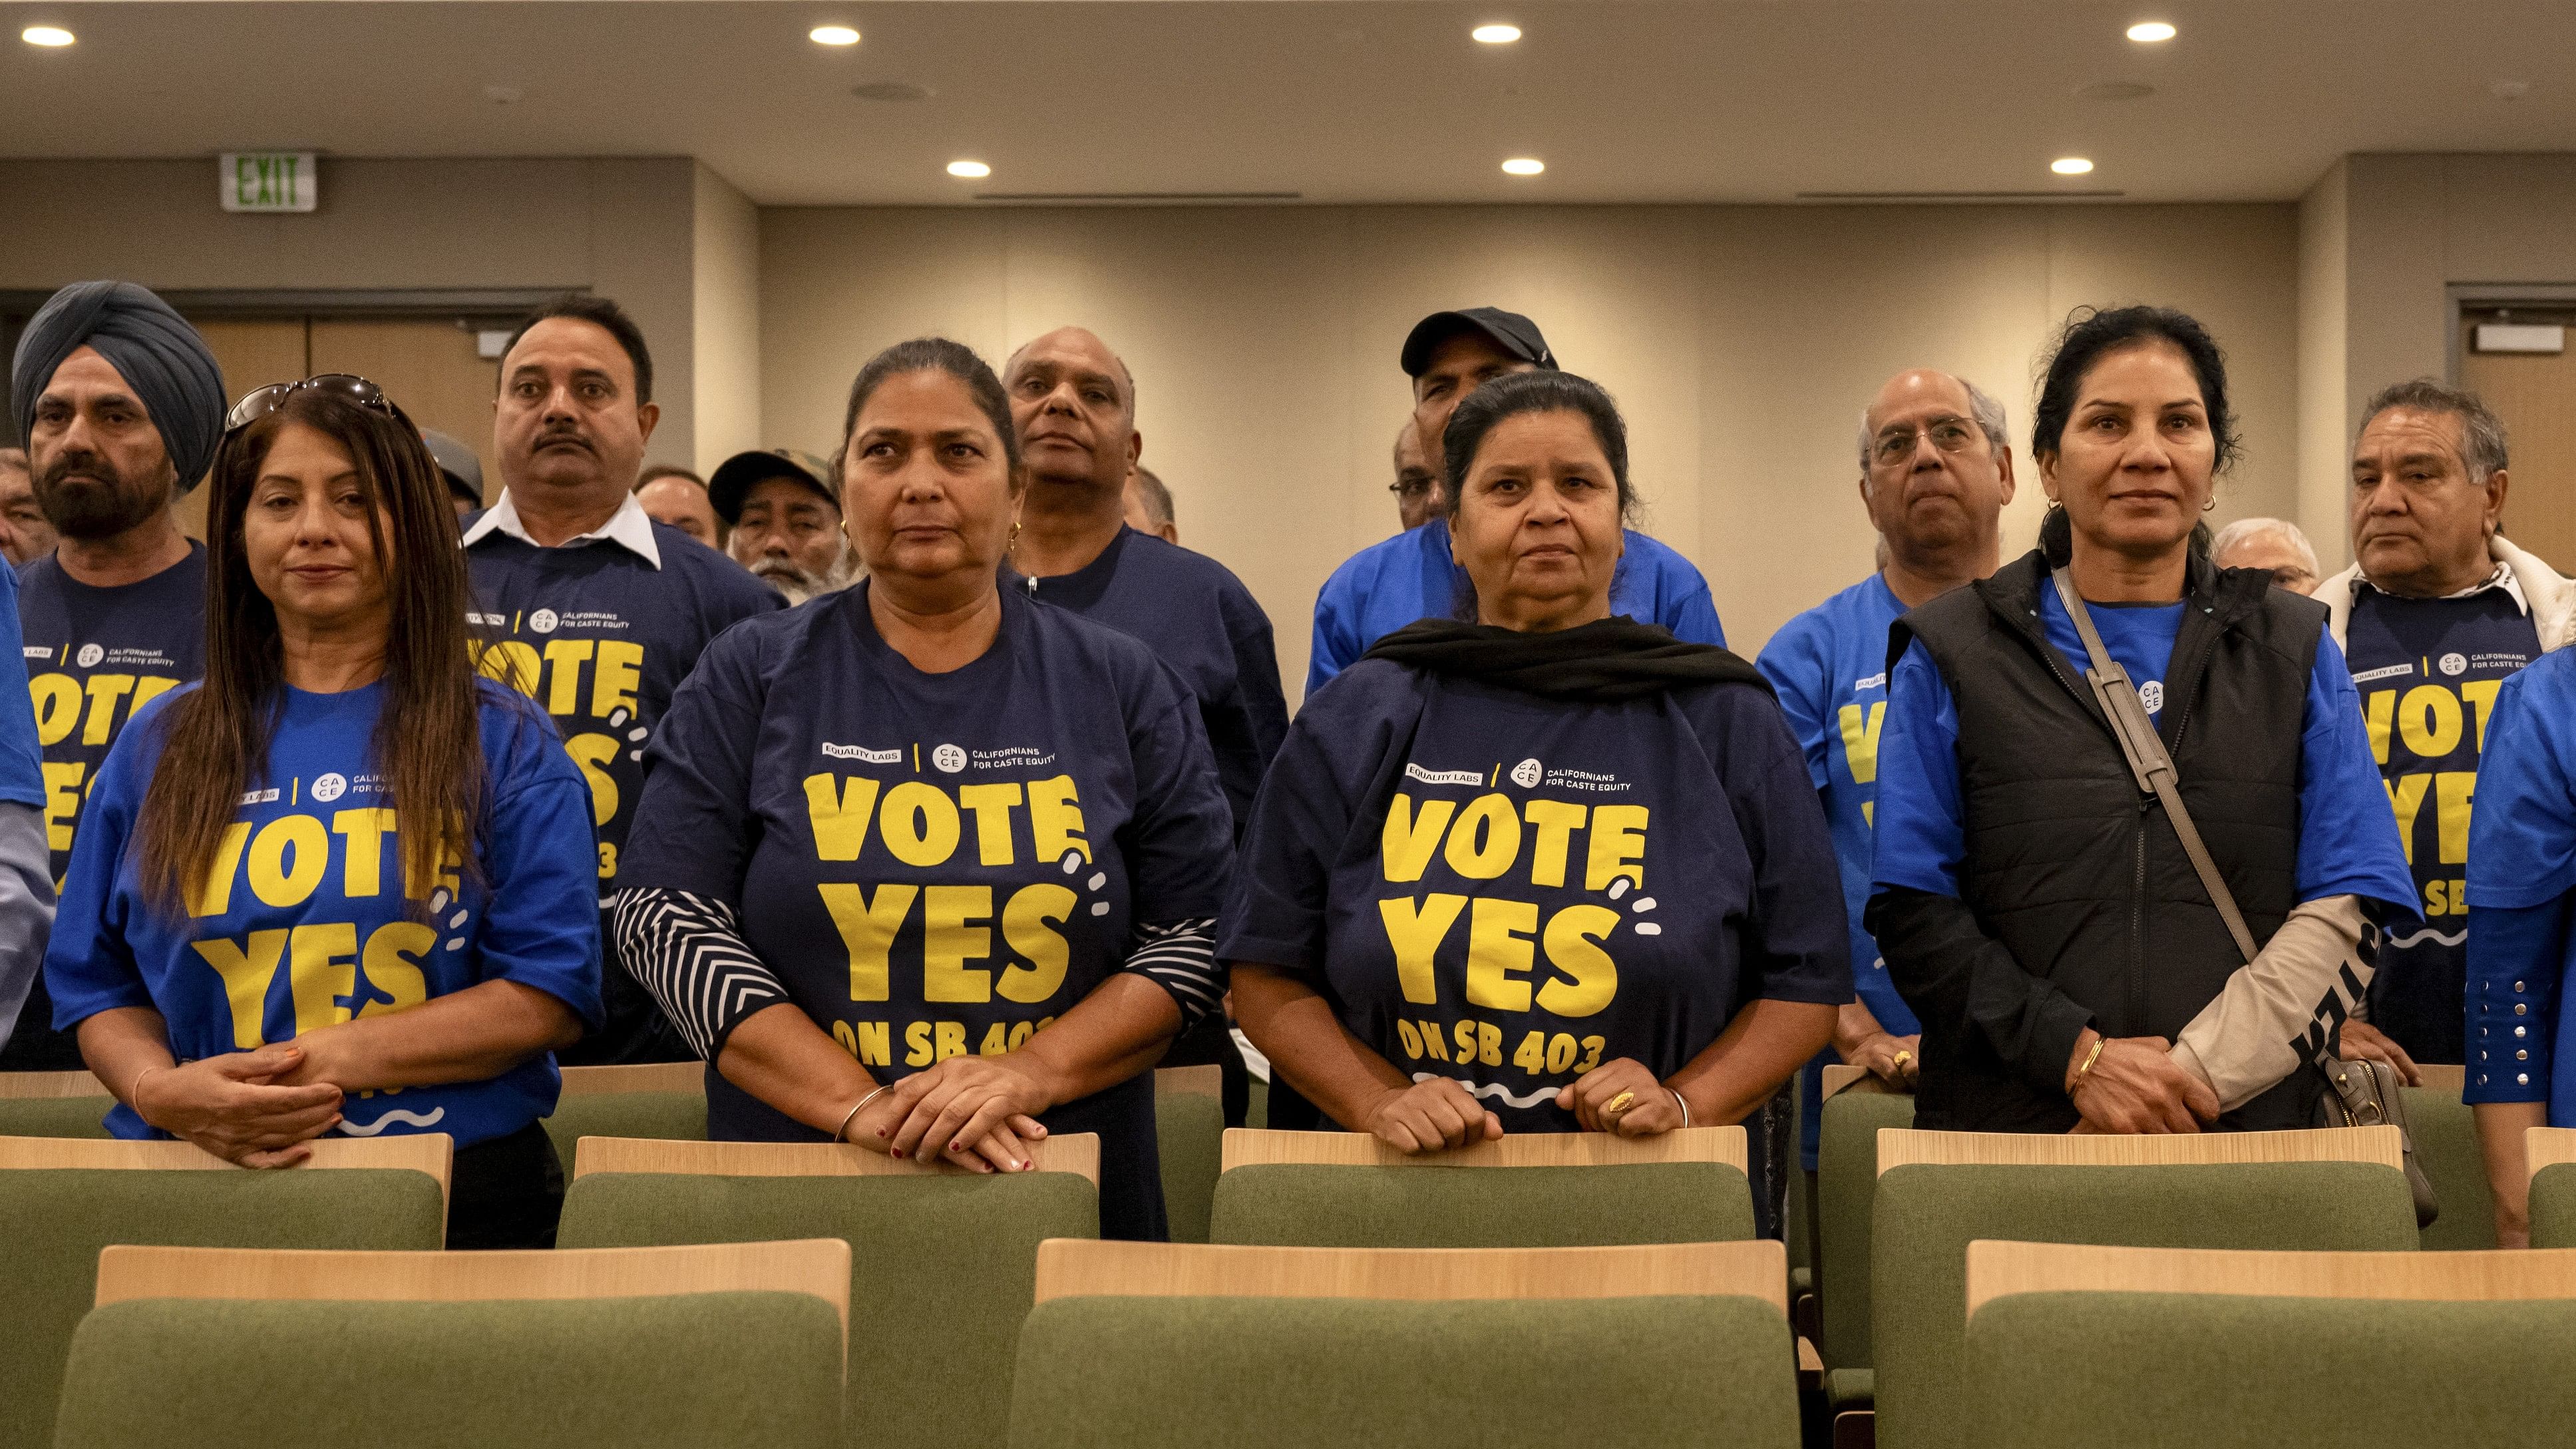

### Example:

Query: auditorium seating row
xmin=4 ymin=1064 xmax=2573 ymax=1449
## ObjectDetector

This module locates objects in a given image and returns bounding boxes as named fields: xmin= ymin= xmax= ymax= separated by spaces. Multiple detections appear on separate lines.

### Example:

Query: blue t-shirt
xmin=1872 ymin=588 xmax=2414 ymax=917
xmin=10 ymin=544 xmax=207 ymax=1070
xmin=1222 ymin=659 xmax=1851 ymax=1142
xmin=2460 ymin=646 xmax=2576 ymax=1116
xmin=1306 ymin=519 xmax=1726 ymax=698
xmin=2341 ymin=585 xmax=2539 ymax=1064
xmin=1756 ymin=573 xmax=1919 ymax=1168
xmin=466 ymin=521 xmax=781 ymax=1059
xmin=0 ymin=564 xmax=44 ymax=812
xmin=1005 ymin=526 xmax=1288 ymax=838
xmin=44 ymin=680 xmax=605 ymax=1145
xmin=618 ymin=584 xmax=1236 ymax=1239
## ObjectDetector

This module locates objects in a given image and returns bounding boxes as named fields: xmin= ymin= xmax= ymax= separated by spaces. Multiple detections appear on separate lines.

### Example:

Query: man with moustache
xmin=710 ymin=448 xmax=858 ymax=604
xmin=5 ymin=281 xmax=226 ymax=1070
xmin=464 ymin=295 xmax=781 ymax=1064
xmin=1306 ymin=308 xmax=1726 ymax=697
xmin=1002 ymin=325 xmax=1288 ymax=1126
xmin=0 ymin=449 xmax=59 ymax=567
xmin=1756 ymin=368 xmax=2014 ymax=1191
xmin=1387 ymin=419 xmax=1437 ymax=532
xmin=2314 ymin=380 xmax=2576 ymax=1080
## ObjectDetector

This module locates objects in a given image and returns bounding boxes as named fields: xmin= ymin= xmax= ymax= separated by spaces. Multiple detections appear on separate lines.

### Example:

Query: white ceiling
xmin=3 ymin=0 xmax=2573 ymax=206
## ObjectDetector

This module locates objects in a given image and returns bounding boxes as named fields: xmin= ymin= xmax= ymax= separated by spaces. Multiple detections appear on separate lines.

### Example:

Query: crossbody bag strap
xmin=2048 ymin=565 xmax=2261 ymax=966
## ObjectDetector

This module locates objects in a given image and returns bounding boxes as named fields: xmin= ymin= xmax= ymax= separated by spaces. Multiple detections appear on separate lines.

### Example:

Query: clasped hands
xmin=1358 ymin=1056 xmax=1686 ymax=1154
xmin=130 ymin=1040 xmax=348 ymax=1168
xmin=2065 ymin=1030 xmax=2221 ymax=1134
xmin=842 ymin=1054 xmax=1056 ymax=1173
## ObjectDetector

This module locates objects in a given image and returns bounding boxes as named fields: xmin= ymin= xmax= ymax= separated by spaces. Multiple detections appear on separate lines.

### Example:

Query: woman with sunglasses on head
xmin=44 ymin=376 xmax=604 ymax=1249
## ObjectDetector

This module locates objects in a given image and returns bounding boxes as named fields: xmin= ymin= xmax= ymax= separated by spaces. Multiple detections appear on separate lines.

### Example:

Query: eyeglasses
xmin=224 ymin=373 xmax=405 ymax=433
xmin=1871 ymin=415 xmax=1984 ymax=467
xmin=1389 ymin=476 xmax=1437 ymax=499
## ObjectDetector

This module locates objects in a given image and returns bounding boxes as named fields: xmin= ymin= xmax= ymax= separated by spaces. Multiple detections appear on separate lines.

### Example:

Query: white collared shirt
xmin=2352 ymin=559 xmax=2525 ymax=615
xmin=460 ymin=489 xmax=663 ymax=570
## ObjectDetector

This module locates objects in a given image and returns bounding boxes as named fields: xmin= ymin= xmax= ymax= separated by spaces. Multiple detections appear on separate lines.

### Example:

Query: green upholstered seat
xmin=0 ymin=1166 xmax=445 ymax=1449
xmin=540 ymin=1090 xmax=707 ymax=1168
xmin=1208 ymin=1161 xmax=1753 ymax=1248
xmin=2404 ymin=1084 xmax=2495 ymax=1250
xmin=1815 ymin=1086 xmax=1914 ymax=1368
xmin=0 ymin=1096 xmax=115 ymax=1139
xmin=1874 ymin=1161 xmax=2421 ymax=1449
xmin=2532 ymin=1162 xmax=2576 ymax=1248
xmin=1965 ymin=1291 xmax=2576 ymax=1448
xmin=1156 ymin=1087 xmax=1224 ymax=1245
xmin=52 ymin=1292 xmax=840 ymax=1449
xmin=1008 ymin=1293 xmax=1799 ymax=1449
xmin=557 ymin=1170 xmax=1095 ymax=1449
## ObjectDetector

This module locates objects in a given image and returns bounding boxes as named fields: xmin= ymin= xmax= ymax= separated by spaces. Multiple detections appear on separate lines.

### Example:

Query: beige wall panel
xmin=2299 ymin=161 xmax=2354 ymax=573
xmin=309 ymin=317 xmax=503 ymax=498
xmin=690 ymin=163 xmax=763 ymax=475
xmin=184 ymin=317 xmax=309 ymax=539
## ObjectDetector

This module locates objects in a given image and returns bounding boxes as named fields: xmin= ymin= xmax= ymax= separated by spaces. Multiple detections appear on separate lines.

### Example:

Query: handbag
xmin=2048 ymin=566 xmax=2438 ymax=1227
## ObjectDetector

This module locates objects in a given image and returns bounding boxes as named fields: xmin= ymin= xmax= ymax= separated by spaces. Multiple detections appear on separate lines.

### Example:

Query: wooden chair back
xmin=1220 ymin=1125 xmax=1744 ymax=1174
xmin=1033 ymin=1237 xmax=1786 ymax=1313
xmin=1877 ymin=1126 xmax=2403 ymax=1175
xmin=572 ymin=1132 xmax=1099 ymax=1185
xmin=1966 ymin=1237 xmax=2576 ymax=1319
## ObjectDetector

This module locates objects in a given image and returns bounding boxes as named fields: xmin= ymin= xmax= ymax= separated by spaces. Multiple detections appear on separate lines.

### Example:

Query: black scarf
xmin=1358 ymin=616 xmax=1771 ymax=703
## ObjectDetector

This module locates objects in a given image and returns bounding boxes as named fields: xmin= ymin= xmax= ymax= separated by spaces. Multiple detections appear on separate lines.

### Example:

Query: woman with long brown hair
xmin=44 ymin=375 xmax=603 ymax=1249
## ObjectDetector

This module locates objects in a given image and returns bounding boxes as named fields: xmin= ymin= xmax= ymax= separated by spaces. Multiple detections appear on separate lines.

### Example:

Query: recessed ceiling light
xmin=2125 ymin=20 xmax=2176 ymax=43
xmin=809 ymin=25 xmax=860 ymax=46
xmin=947 ymin=160 xmax=991 ymax=179
xmin=1472 ymin=23 xmax=1522 ymax=44
xmin=1501 ymin=158 xmax=1545 ymax=176
xmin=21 ymin=25 xmax=75 ymax=47
xmin=2052 ymin=156 xmax=2096 ymax=175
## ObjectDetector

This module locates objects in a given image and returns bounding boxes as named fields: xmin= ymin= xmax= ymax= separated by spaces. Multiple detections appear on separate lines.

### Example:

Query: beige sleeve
xmin=2169 ymin=895 xmax=2371 ymax=1114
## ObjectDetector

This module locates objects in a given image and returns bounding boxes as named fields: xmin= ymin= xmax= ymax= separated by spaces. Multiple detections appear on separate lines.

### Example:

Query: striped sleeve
xmin=608 ymin=887 xmax=791 ymax=1061
xmin=1123 ymin=917 xmax=1222 ymax=1030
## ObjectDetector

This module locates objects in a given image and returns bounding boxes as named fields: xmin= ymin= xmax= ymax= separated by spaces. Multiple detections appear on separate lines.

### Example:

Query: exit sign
xmin=219 ymin=152 xmax=317 ymax=213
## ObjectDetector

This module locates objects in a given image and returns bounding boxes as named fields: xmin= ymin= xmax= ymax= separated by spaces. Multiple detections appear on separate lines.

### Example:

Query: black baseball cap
xmin=707 ymin=447 xmax=836 ymax=524
xmin=1399 ymin=307 xmax=1557 ymax=377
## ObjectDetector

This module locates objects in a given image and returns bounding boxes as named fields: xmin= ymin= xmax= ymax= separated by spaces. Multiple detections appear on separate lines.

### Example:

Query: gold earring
xmin=1008 ymin=518 xmax=1022 ymax=548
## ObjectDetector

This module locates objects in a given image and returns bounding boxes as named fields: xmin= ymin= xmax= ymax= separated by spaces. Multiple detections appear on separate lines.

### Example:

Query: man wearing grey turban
xmin=3 ymin=280 xmax=223 ymax=1070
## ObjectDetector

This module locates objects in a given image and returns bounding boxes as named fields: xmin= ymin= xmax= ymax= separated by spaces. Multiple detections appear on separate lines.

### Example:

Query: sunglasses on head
xmin=223 ymin=373 xmax=407 ymax=433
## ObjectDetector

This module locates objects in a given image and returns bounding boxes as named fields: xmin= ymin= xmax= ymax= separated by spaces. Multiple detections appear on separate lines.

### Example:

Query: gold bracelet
xmin=834 ymin=1084 xmax=890 ymax=1141
xmin=2070 ymin=1036 xmax=2106 ymax=1095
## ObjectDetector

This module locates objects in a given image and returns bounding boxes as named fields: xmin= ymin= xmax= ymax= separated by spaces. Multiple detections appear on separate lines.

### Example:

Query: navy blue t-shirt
xmin=1007 ymin=526 xmax=1287 ymax=839
xmin=2342 ymin=584 xmax=2540 ymax=1063
xmin=1223 ymin=659 xmax=1851 ymax=1145
xmin=619 ymin=584 xmax=1236 ymax=1239
xmin=9 ymin=543 xmax=207 ymax=1069
xmin=44 ymin=679 xmax=603 ymax=1145
xmin=466 ymin=520 xmax=781 ymax=1060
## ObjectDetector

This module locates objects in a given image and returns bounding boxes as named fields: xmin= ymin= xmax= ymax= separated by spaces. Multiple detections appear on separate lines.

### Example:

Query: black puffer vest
xmin=1894 ymin=550 xmax=2328 ymax=1132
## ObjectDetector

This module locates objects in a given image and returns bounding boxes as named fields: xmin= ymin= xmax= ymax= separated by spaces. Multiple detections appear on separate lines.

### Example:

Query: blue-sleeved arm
xmin=0 ymin=566 xmax=43 ymax=811
xmin=2293 ymin=626 xmax=2417 ymax=913
xmin=2464 ymin=899 xmax=2566 ymax=1104
xmin=1754 ymin=621 xmax=1835 ymax=794
xmin=474 ymin=703 xmax=606 ymax=1032
xmin=1664 ymin=582 xmax=1726 ymax=651
xmin=1868 ymin=640 xmax=1964 ymax=899
xmin=2461 ymin=655 xmax=2576 ymax=1104
xmin=1306 ymin=569 xmax=1364 ymax=699
xmin=44 ymin=712 xmax=152 ymax=1032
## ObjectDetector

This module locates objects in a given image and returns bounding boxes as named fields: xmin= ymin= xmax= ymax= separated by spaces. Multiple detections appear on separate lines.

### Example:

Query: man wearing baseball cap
xmin=1304 ymin=306 xmax=1727 ymax=698
xmin=5 ymin=280 xmax=226 ymax=1068
xmin=708 ymin=447 xmax=856 ymax=606
xmin=423 ymin=429 xmax=486 ymax=524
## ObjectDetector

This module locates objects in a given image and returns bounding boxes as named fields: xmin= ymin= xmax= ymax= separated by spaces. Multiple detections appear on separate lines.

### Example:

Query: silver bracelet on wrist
xmin=1669 ymin=1088 xmax=1691 ymax=1129
xmin=834 ymin=1084 xmax=890 ymax=1141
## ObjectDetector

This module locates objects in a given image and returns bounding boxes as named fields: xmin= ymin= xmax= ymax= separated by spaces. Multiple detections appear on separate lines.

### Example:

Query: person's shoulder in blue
xmin=0 ymin=561 xmax=53 ymax=1060
xmin=1306 ymin=516 xmax=1725 ymax=697
xmin=2464 ymin=646 xmax=2576 ymax=1118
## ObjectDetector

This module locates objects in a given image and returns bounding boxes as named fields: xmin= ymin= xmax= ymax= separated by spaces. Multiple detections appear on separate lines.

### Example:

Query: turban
xmin=9 ymin=280 xmax=227 ymax=493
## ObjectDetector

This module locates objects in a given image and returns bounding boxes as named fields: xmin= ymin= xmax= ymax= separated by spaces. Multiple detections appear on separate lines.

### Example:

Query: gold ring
xmin=1604 ymin=1090 xmax=1636 ymax=1116
xmin=1893 ymin=1050 xmax=1913 ymax=1068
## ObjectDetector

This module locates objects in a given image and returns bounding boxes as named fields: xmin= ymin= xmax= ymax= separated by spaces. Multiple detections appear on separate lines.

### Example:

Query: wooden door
xmin=186 ymin=317 xmax=309 ymax=540
xmin=309 ymin=317 xmax=502 ymax=507
xmin=2460 ymin=309 xmax=2576 ymax=574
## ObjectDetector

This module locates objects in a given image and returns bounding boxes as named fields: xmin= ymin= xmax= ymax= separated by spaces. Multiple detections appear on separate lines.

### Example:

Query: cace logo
xmin=2137 ymin=680 xmax=2165 ymax=714
xmin=311 ymin=773 xmax=347 ymax=803
xmin=932 ymin=743 xmax=967 ymax=774
xmin=75 ymin=644 xmax=103 ymax=668
xmin=1510 ymin=757 xmax=1543 ymax=789
xmin=2440 ymin=652 xmax=2468 ymax=678
xmin=528 ymin=608 xmax=560 ymax=635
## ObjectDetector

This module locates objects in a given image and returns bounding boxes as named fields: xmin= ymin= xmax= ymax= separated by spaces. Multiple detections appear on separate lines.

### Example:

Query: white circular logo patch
xmin=932 ymin=743 xmax=966 ymax=774
xmin=1510 ymin=757 xmax=1543 ymax=789
xmin=75 ymin=643 xmax=103 ymax=668
xmin=528 ymin=608 xmax=559 ymax=635
xmin=311 ymin=772 xmax=347 ymax=803
xmin=2137 ymin=680 xmax=2165 ymax=714
xmin=2440 ymin=652 xmax=2468 ymax=678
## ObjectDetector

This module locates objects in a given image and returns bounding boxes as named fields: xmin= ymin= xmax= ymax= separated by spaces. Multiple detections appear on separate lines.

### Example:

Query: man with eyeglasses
xmin=1388 ymin=419 xmax=1437 ymax=531
xmin=1755 ymin=367 xmax=2015 ymax=1193
xmin=1306 ymin=307 xmax=1725 ymax=700
xmin=4 ymin=281 xmax=227 ymax=1070
xmin=464 ymin=294 xmax=783 ymax=1064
